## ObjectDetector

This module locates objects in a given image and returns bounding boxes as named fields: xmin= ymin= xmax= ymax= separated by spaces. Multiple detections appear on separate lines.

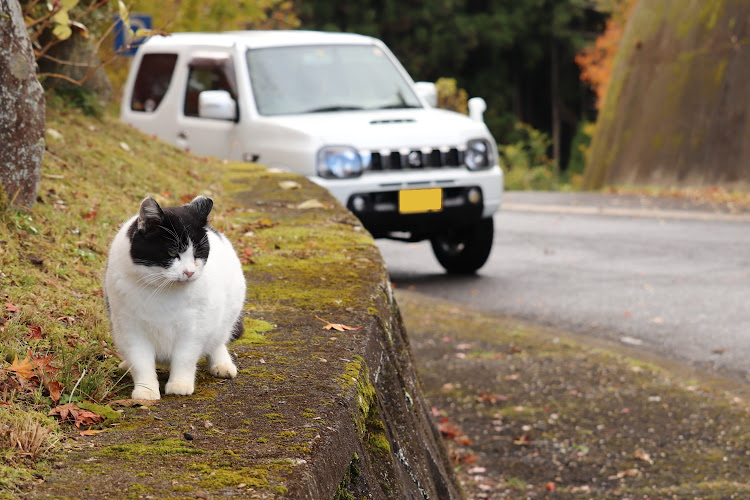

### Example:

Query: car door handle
xmin=177 ymin=131 xmax=188 ymax=140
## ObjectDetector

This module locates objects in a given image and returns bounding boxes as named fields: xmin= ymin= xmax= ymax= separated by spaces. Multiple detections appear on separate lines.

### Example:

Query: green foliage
xmin=435 ymin=78 xmax=468 ymax=114
xmin=567 ymin=120 xmax=595 ymax=177
xmin=48 ymin=86 xmax=103 ymax=118
xmin=128 ymin=0 xmax=300 ymax=33
xmin=500 ymin=122 xmax=558 ymax=191
xmin=299 ymin=0 xmax=608 ymax=155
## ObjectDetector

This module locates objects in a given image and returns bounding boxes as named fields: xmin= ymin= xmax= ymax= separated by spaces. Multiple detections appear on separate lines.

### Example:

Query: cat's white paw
xmin=132 ymin=385 xmax=160 ymax=400
xmin=210 ymin=362 xmax=237 ymax=379
xmin=165 ymin=380 xmax=195 ymax=395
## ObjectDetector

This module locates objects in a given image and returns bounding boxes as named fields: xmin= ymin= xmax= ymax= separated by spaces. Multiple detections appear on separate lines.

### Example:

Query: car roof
xmin=140 ymin=30 xmax=378 ymax=50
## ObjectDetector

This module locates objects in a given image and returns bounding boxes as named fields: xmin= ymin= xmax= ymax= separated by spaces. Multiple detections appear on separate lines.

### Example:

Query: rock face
xmin=0 ymin=0 xmax=45 ymax=208
xmin=584 ymin=0 xmax=750 ymax=189
xmin=36 ymin=32 xmax=113 ymax=103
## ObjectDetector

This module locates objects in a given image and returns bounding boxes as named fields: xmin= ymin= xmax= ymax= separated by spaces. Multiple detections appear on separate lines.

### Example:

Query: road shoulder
xmin=397 ymin=289 xmax=750 ymax=499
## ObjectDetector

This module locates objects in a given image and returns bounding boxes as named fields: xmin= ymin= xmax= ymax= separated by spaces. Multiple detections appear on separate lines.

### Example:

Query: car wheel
xmin=430 ymin=217 xmax=494 ymax=274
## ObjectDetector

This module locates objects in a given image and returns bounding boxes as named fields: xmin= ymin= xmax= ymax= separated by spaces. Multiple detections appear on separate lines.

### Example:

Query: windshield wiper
xmin=304 ymin=105 xmax=365 ymax=113
xmin=375 ymin=103 xmax=421 ymax=110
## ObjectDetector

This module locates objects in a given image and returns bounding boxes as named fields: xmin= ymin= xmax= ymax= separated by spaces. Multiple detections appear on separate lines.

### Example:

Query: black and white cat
xmin=104 ymin=195 xmax=246 ymax=400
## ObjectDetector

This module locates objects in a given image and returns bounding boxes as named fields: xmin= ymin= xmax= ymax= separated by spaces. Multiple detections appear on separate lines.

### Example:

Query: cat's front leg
xmin=125 ymin=347 xmax=161 ymax=400
xmin=209 ymin=344 xmax=237 ymax=379
xmin=164 ymin=347 xmax=201 ymax=396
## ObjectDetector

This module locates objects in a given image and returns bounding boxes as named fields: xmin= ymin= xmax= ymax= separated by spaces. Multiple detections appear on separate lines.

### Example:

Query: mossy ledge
xmin=24 ymin=125 xmax=460 ymax=498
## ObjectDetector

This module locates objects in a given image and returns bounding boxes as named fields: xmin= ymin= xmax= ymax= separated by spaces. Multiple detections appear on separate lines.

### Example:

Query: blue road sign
xmin=114 ymin=14 xmax=152 ymax=56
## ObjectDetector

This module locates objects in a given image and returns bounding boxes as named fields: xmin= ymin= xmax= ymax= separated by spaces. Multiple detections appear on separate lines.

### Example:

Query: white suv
xmin=120 ymin=30 xmax=503 ymax=273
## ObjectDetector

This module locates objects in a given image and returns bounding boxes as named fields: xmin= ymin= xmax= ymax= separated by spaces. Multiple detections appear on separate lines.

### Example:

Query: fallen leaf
xmin=26 ymin=326 xmax=43 ymax=340
xmin=79 ymin=429 xmax=107 ymax=436
xmin=179 ymin=193 xmax=198 ymax=204
xmin=451 ymin=450 xmax=477 ymax=464
xmin=5 ymin=354 xmax=38 ymax=380
xmin=315 ymin=315 xmax=362 ymax=332
xmin=608 ymin=468 xmax=640 ymax=480
xmin=4 ymin=302 xmax=18 ymax=314
xmin=620 ymin=336 xmax=643 ymax=346
xmin=476 ymin=393 xmax=508 ymax=405
xmin=634 ymin=449 xmax=654 ymax=464
xmin=438 ymin=421 xmax=461 ymax=440
xmin=46 ymin=128 xmax=64 ymax=141
xmin=279 ymin=180 xmax=301 ymax=190
xmin=48 ymin=403 xmax=106 ymax=428
xmin=513 ymin=433 xmax=531 ymax=446
xmin=296 ymin=199 xmax=325 ymax=210
xmin=244 ymin=217 xmax=275 ymax=231
xmin=45 ymin=380 xmax=63 ymax=405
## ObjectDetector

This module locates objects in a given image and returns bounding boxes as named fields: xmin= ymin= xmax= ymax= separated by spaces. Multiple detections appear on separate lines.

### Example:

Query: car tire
xmin=430 ymin=217 xmax=494 ymax=274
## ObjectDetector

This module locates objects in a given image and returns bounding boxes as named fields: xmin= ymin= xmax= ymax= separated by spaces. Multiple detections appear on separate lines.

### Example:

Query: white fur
xmin=105 ymin=214 xmax=246 ymax=400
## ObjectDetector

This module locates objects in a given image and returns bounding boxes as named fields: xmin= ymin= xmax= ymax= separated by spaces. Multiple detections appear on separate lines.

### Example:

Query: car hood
xmin=259 ymin=107 xmax=492 ymax=149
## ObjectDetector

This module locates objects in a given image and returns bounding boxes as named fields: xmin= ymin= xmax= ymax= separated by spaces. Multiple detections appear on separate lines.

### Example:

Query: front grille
xmin=367 ymin=147 xmax=463 ymax=171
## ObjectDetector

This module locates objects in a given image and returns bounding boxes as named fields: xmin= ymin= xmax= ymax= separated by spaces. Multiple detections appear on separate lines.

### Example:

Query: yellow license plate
xmin=398 ymin=188 xmax=443 ymax=214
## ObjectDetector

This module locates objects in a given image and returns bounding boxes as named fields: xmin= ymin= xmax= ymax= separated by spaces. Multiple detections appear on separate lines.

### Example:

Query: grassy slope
xmin=0 ymin=98 xmax=426 ymax=498
xmin=0 ymin=98 xmax=231 ymax=490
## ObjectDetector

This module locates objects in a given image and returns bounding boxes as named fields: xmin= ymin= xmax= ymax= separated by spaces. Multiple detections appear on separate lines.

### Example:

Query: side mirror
xmin=414 ymin=81 xmax=438 ymax=108
xmin=198 ymin=90 xmax=237 ymax=121
xmin=468 ymin=97 xmax=487 ymax=123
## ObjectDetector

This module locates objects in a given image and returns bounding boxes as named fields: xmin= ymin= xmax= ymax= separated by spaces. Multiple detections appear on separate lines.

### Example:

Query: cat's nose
xmin=184 ymin=270 xmax=195 ymax=278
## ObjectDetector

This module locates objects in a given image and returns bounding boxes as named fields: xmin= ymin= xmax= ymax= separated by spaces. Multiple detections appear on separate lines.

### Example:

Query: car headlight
xmin=317 ymin=146 xmax=363 ymax=179
xmin=465 ymin=139 xmax=493 ymax=171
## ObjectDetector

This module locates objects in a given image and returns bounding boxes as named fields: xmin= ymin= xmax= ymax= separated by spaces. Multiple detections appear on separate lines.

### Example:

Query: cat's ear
xmin=188 ymin=196 xmax=213 ymax=225
xmin=137 ymin=196 xmax=164 ymax=231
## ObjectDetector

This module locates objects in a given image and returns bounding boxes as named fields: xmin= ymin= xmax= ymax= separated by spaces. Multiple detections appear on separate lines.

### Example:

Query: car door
xmin=175 ymin=53 xmax=242 ymax=160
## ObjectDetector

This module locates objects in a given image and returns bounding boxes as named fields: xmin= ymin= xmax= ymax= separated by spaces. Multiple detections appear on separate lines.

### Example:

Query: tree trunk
xmin=550 ymin=35 xmax=561 ymax=176
xmin=0 ymin=0 xmax=46 ymax=209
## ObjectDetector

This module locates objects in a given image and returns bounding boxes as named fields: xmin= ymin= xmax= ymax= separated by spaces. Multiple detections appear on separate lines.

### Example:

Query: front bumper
xmin=346 ymin=186 xmax=485 ymax=240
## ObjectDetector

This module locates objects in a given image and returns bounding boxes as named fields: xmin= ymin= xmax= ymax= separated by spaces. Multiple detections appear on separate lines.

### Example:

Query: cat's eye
xmin=168 ymin=250 xmax=178 ymax=258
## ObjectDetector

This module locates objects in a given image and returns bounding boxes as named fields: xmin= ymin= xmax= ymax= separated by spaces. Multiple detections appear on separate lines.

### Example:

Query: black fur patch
xmin=127 ymin=197 xmax=212 ymax=268
xmin=230 ymin=314 xmax=245 ymax=341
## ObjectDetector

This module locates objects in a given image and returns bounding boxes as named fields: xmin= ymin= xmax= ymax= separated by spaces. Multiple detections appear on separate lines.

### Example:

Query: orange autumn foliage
xmin=575 ymin=0 xmax=639 ymax=109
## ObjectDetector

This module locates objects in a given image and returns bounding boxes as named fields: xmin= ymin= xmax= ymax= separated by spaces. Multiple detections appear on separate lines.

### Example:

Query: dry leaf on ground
xmin=48 ymin=403 xmax=106 ymax=428
xmin=315 ymin=315 xmax=362 ymax=332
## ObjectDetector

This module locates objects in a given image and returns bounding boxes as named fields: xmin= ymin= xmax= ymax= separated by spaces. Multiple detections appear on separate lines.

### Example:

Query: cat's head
xmin=126 ymin=195 xmax=214 ymax=283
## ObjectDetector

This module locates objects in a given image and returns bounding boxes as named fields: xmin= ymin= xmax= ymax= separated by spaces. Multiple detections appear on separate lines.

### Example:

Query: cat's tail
xmin=230 ymin=314 xmax=244 ymax=342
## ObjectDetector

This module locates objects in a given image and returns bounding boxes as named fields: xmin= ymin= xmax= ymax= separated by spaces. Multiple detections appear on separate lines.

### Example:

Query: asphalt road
xmin=376 ymin=191 xmax=750 ymax=386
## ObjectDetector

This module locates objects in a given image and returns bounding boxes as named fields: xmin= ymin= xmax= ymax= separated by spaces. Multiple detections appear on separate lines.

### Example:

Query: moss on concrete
xmin=584 ymin=0 xmax=750 ymax=190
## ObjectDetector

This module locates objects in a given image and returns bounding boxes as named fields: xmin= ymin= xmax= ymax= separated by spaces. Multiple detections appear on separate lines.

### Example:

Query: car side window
xmin=184 ymin=57 xmax=238 ymax=118
xmin=130 ymin=53 xmax=178 ymax=112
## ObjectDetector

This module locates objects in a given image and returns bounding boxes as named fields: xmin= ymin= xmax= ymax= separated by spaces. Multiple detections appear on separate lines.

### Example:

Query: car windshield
xmin=246 ymin=44 xmax=423 ymax=116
